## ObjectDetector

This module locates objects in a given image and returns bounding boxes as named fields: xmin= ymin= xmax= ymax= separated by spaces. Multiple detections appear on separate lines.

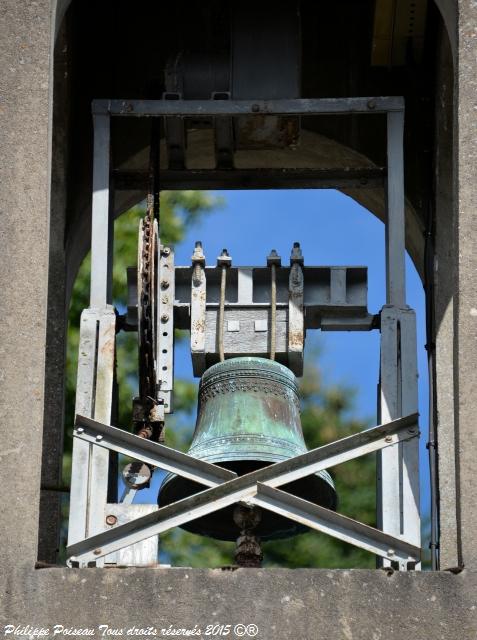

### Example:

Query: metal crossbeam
xmin=93 ymin=97 xmax=404 ymax=117
xmin=253 ymin=484 xmax=419 ymax=564
xmin=67 ymin=414 xmax=418 ymax=567
xmin=113 ymin=168 xmax=386 ymax=191
xmin=75 ymin=415 xmax=236 ymax=488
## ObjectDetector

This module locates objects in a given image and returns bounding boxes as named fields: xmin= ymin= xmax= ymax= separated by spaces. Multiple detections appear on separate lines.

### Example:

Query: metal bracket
xmin=191 ymin=242 xmax=207 ymax=374
xmin=288 ymin=242 xmax=305 ymax=375
xmin=67 ymin=307 xmax=116 ymax=567
xmin=378 ymin=306 xmax=420 ymax=569
xmin=158 ymin=246 xmax=175 ymax=413
xmin=127 ymin=248 xmax=371 ymax=377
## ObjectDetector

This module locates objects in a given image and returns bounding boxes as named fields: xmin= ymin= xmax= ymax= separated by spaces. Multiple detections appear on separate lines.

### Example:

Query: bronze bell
xmin=159 ymin=357 xmax=337 ymax=540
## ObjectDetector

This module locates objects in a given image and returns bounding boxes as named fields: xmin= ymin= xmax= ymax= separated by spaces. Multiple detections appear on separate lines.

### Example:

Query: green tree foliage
xmin=64 ymin=192 xmax=376 ymax=569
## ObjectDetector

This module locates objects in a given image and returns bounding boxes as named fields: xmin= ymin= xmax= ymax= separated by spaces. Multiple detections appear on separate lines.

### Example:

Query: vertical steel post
xmin=68 ymin=110 xmax=115 ymax=566
xmin=90 ymin=112 xmax=113 ymax=307
xmin=68 ymin=309 xmax=99 ymax=547
xmin=385 ymin=111 xmax=406 ymax=307
xmin=378 ymin=108 xmax=420 ymax=569
xmin=288 ymin=242 xmax=304 ymax=376
xmin=191 ymin=243 xmax=207 ymax=376
xmin=158 ymin=246 xmax=175 ymax=413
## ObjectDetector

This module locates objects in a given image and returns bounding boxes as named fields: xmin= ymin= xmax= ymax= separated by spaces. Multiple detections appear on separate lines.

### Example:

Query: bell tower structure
xmin=1 ymin=0 xmax=477 ymax=637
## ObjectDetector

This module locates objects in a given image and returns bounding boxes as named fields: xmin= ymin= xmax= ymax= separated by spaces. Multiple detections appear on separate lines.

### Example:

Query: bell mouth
xmin=159 ymin=460 xmax=337 ymax=541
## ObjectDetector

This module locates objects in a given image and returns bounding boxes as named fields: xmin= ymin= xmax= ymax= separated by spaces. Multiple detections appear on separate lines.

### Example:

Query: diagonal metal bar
xmin=74 ymin=415 xmax=237 ymax=487
xmin=67 ymin=413 xmax=418 ymax=566
xmin=67 ymin=472 xmax=259 ymax=566
xmin=253 ymin=484 xmax=420 ymax=563
xmin=247 ymin=413 xmax=418 ymax=489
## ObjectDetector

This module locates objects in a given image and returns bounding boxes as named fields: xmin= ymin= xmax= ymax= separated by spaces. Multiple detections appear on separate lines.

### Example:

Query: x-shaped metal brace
xmin=67 ymin=413 xmax=420 ymax=568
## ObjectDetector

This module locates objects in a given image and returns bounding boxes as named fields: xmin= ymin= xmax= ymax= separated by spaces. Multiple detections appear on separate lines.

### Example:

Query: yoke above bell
xmin=159 ymin=357 xmax=337 ymax=540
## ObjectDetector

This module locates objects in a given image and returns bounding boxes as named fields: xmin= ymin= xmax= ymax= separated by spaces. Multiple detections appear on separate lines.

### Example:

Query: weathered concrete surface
xmin=456 ymin=0 xmax=477 ymax=570
xmin=0 ymin=0 xmax=52 ymax=569
xmin=1 ymin=569 xmax=476 ymax=640
xmin=434 ymin=21 xmax=458 ymax=569
xmin=38 ymin=10 xmax=70 ymax=565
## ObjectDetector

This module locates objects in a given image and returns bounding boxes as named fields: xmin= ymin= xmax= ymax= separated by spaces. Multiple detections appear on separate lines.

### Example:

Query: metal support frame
xmin=68 ymin=308 xmax=116 ymax=559
xmin=67 ymin=94 xmax=420 ymax=571
xmin=90 ymin=113 xmax=113 ymax=308
xmin=288 ymin=244 xmax=305 ymax=374
xmin=68 ymin=106 xmax=117 ymax=566
xmin=94 ymin=96 xmax=404 ymax=116
xmin=190 ymin=243 xmax=207 ymax=374
xmin=128 ymin=260 xmax=370 ymax=376
xmin=158 ymin=247 xmax=175 ymax=413
xmin=386 ymin=111 xmax=406 ymax=307
xmin=378 ymin=307 xmax=420 ymax=568
xmin=377 ymin=108 xmax=420 ymax=569
xmin=67 ymin=413 xmax=420 ymax=568
xmin=113 ymin=168 xmax=385 ymax=192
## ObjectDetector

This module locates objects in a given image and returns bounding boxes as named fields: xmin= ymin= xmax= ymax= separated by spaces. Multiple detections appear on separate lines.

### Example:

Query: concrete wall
xmin=1 ymin=0 xmax=477 ymax=638
xmin=454 ymin=0 xmax=477 ymax=571
xmin=1 ymin=568 xmax=477 ymax=640
xmin=434 ymin=19 xmax=459 ymax=570
xmin=0 ymin=0 xmax=53 ymax=570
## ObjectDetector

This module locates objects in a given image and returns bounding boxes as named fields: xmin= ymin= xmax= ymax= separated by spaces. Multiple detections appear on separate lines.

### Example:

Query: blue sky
xmin=127 ymin=188 xmax=430 ymax=544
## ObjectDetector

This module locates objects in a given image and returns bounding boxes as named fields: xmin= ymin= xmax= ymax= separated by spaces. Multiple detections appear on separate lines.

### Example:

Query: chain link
xmin=139 ymin=203 xmax=156 ymax=401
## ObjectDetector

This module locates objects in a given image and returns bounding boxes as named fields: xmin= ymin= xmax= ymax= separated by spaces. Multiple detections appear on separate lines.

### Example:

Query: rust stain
xmin=237 ymin=114 xmax=299 ymax=149
xmin=289 ymin=329 xmax=303 ymax=348
xmin=100 ymin=335 xmax=115 ymax=357
xmin=192 ymin=319 xmax=205 ymax=333
xmin=192 ymin=289 xmax=206 ymax=302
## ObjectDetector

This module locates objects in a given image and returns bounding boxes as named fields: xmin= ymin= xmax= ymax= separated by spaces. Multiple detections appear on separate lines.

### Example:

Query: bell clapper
xmin=233 ymin=504 xmax=263 ymax=568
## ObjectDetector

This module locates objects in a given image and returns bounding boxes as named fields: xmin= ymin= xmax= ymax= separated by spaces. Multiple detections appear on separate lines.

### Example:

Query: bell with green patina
xmin=159 ymin=357 xmax=337 ymax=540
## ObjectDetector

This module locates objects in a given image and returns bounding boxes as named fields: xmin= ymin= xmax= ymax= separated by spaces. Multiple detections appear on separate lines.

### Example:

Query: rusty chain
xmin=136 ymin=123 xmax=162 ymax=441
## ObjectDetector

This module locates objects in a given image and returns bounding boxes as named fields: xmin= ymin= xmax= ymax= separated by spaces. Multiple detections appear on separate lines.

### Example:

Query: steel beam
xmin=93 ymin=97 xmax=404 ymax=117
xmin=67 ymin=307 xmax=116 ymax=569
xmin=157 ymin=247 xmax=175 ymax=412
xmin=67 ymin=414 xmax=418 ymax=566
xmin=190 ymin=246 xmax=207 ymax=376
xmin=253 ymin=484 xmax=420 ymax=564
xmin=113 ymin=168 xmax=385 ymax=191
xmin=75 ymin=415 xmax=237 ymax=488
xmin=68 ymin=310 xmax=99 ymax=546
xmin=90 ymin=113 xmax=112 ymax=308
xmin=378 ymin=307 xmax=420 ymax=569
xmin=386 ymin=111 xmax=406 ymax=307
